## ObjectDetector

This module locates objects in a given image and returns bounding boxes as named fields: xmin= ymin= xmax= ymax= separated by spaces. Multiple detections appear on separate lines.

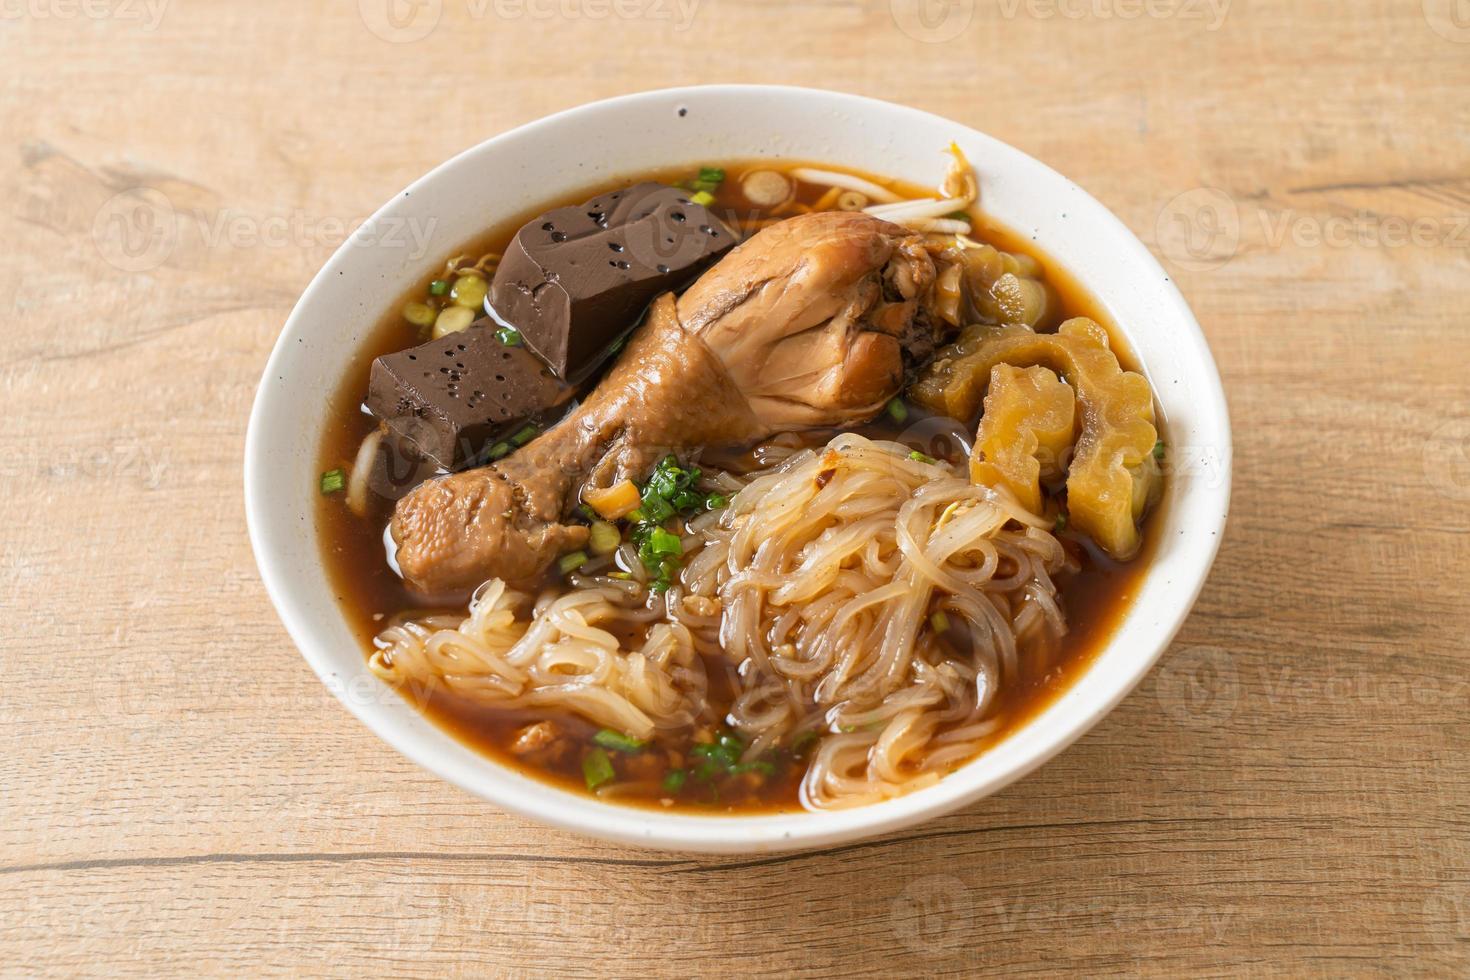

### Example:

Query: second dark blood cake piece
xmin=366 ymin=320 xmax=572 ymax=473
xmin=488 ymin=181 xmax=736 ymax=380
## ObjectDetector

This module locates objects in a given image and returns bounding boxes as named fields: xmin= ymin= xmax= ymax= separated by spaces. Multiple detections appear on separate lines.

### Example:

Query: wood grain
xmin=3 ymin=0 xmax=1468 ymax=975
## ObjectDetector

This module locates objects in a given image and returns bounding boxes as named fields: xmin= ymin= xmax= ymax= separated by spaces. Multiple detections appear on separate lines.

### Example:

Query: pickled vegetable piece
xmin=912 ymin=318 xmax=1160 ymax=558
xmin=970 ymin=364 xmax=1076 ymax=515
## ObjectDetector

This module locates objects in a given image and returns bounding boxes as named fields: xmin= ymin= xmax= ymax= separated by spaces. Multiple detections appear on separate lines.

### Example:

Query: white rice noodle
xmin=684 ymin=434 xmax=1069 ymax=809
xmin=346 ymin=428 xmax=383 ymax=518
xmin=789 ymin=167 xmax=903 ymax=204
xmin=370 ymin=581 xmax=706 ymax=741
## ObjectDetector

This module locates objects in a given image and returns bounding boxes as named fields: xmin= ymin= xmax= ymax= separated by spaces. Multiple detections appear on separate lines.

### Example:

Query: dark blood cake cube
xmin=488 ymin=181 xmax=736 ymax=380
xmin=366 ymin=319 xmax=572 ymax=473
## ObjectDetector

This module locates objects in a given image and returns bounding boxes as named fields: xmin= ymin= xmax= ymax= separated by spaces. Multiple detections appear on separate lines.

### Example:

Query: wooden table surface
xmin=4 ymin=0 xmax=1468 ymax=975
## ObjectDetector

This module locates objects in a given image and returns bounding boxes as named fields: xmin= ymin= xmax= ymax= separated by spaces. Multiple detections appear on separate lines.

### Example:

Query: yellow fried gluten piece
xmin=914 ymin=318 xmax=1160 ymax=558
xmin=971 ymin=364 xmax=1076 ymax=515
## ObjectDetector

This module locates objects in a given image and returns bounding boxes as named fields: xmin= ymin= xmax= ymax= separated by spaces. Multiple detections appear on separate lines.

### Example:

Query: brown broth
xmin=316 ymin=160 xmax=1164 ymax=814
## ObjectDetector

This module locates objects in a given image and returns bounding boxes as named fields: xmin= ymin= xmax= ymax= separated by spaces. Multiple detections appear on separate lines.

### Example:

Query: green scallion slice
xmin=1153 ymin=439 xmax=1165 ymax=461
xmin=886 ymin=398 xmax=909 ymax=424
xmin=930 ymin=610 xmax=951 ymax=634
xmin=582 ymin=748 xmax=615 ymax=790
xmin=428 ymin=279 xmax=449 ymax=296
xmin=908 ymin=450 xmax=938 ymax=465
xmin=558 ymin=550 xmax=589 ymax=575
xmin=510 ymin=424 xmax=538 ymax=446
xmin=319 ymin=468 xmax=346 ymax=494
xmin=496 ymin=325 xmax=523 ymax=347
xmin=689 ymin=190 xmax=715 ymax=207
xmin=647 ymin=527 xmax=682 ymax=557
xmin=662 ymin=769 xmax=687 ymax=793
xmin=593 ymin=729 xmax=647 ymax=753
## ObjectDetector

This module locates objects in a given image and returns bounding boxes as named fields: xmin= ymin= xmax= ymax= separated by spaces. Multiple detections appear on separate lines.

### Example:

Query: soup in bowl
xmin=246 ymin=86 xmax=1230 ymax=852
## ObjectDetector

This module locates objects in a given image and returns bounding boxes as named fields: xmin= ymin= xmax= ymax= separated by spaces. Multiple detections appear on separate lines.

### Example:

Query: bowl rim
xmin=245 ymin=83 xmax=1231 ymax=853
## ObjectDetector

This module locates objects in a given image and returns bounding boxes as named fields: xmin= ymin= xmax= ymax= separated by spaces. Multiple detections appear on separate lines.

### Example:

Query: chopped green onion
xmin=639 ymin=493 xmax=674 ymax=524
xmin=646 ymin=527 xmax=682 ymax=557
xmin=582 ymin=748 xmax=615 ymax=790
xmin=593 ymin=729 xmax=647 ymax=753
xmin=945 ymin=209 xmax=970 ymax=221
xmin=487 ymin=442 xmax=512 ymax=461
xmin=496 ymin=325 xmax=523 ymax=347
xmin=908 ymin=450 xmax=938 ymax=465
xmin=689 ymin=190 xmax=715 ymax=207
xmin=1054 ymin=510 xmax=1069 ymax=533
xmin=930 ymin=610 xmax=951 ymax=634
xmin=662 ymin=769 xmax=687 ymax=793
xmin=717 ymin=731 xmax=743 ymax=752
xmin=682 ymin=728 xmax=780 ymax=783
xmin=790 ymin=730 xmax=818 ymax=754
xmin=427 ymin=279 xmax=449 ymax=296
xmin=670 ymin=490 xmax=704 ymax=511
xmin=319 ymin=468 xmax=346 ymax=494
xmin=557 ymin=550 xmax=589 ymax=575
xmin=1153 ymin=439 xmax=1165 ymax=461
xmin=698 ymin=166 xmax=726 ymax=184
xmin=886 ymin=398 xmax=909 ymax=424
xmin=510 ymin=424 xmax=538 ymax=446
xmin=705 ymin=493 xmax=727 ymax=510
xmin=607 ymin=571 xmax=632 ymax=581
xmin=588 ymin=520 xmax=622 ymax=556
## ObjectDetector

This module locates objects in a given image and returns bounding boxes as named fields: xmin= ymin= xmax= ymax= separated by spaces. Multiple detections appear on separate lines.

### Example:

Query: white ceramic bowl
xmin=245 ymin=85 xmax=1230 ymax=853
